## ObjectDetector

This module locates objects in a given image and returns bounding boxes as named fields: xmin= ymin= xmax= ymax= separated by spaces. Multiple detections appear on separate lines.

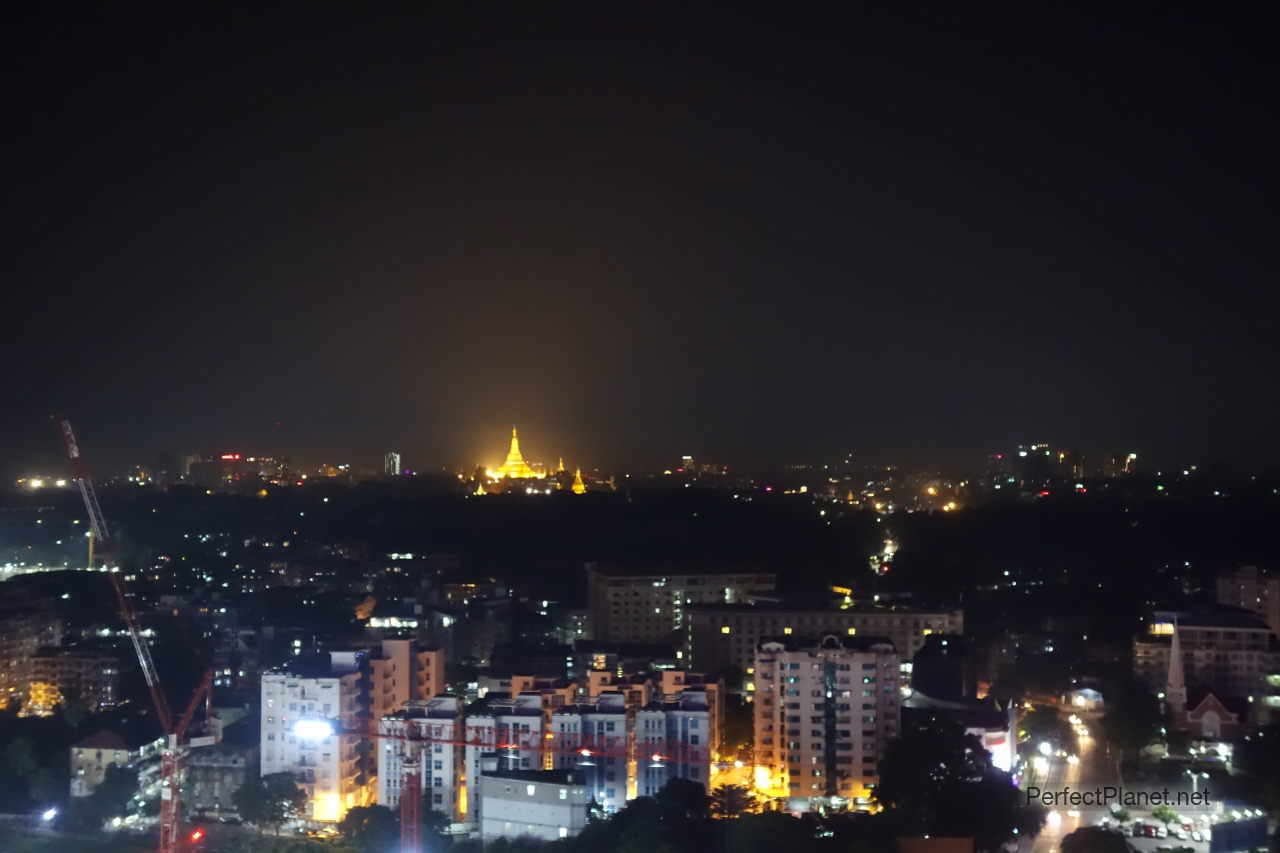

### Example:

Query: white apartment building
xmin=475 ymin=764 xmax=590 ymax=842
xmin=753 ymin=636 xmax=901 ymax=807
xmin=548 ymin=692 xmax=630 ymax=813
xmin=378 ymin=696 xmax=463 ymax=821
xmin=635 ymin=688 xmax=713 ymax=798
xmin=260 ymin=639 xmax=430 ymax=823
xmin=463 ymin=695 xmax=544 ymax=825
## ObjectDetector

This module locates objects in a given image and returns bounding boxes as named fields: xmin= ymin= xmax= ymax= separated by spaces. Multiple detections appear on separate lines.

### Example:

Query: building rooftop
xmin=1152 ymin=607 xmax=1273 ymax=631
xmin=481 ymin=767 xmax=584 ymax=786
xmin=690 ymin=602 xmax=961 ymax=615
xmin=73 ymin=730 xmax=131 ymax=751
xmin=757 ymin=634 xmax=897 ymax=654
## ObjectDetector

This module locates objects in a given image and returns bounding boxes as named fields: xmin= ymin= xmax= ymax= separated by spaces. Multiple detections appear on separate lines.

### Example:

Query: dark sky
xmin=4 ymin=4 xmax=1278 ymax=476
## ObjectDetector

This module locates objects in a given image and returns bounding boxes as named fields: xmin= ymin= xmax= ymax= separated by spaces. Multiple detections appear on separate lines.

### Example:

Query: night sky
xmin=4 ymin=4 xmax=1278 ymax=476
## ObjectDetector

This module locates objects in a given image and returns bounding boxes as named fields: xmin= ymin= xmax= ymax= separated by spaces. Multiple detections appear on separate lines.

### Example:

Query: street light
xmin=41 ymin=808 xmax=57 ymax=822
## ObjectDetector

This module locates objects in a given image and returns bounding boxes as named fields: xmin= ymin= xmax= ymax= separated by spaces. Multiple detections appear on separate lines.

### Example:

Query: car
xmin=1156 ymin=825 xmax=1168 ymax=838
xmin=1191 ymin=831 xmax=1203 ymax=842
xmin=1144 ymin=825 xmax=1158 ymax=837
xmin=1174 ymin=829 xmax=1189 ymax=840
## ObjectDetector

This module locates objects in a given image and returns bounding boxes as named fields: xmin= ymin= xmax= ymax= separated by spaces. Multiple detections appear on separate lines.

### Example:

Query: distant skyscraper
xmin=384 ymin=452 xmax=401 ymax=476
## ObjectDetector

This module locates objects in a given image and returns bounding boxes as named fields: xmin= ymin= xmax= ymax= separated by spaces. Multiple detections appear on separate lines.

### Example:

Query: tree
xmin=1061 ymin=826 xmax=1133 ymax=853
xmin=233 ymin=772 xmax=306 ymax=833
xmin=60 ymin=686 xmax=89 ymax=732
xmin=339 ymin=804 xmax=399 ymax=852
xmin=710 ymin=784 xmax=757 ymax=818
xmin=653 ymin=778 xmax=711 ymax=821
xmin=93 ymin=764 xmax=140 ymax=818
xmin=2 ymin=736 xmax=38 ymax=779
xmin=1151 ymin=804 xmax=1178 ymax=826
xmin=876 ymin=712 xmax=1045 ymax=852
xmin=1022 ymin=706 xmax=1072 ymax=748
xmin=29 ymin=765 xmax=60 ymax=803
xmin=1101 ymin=679 xmax=1160 ymax=757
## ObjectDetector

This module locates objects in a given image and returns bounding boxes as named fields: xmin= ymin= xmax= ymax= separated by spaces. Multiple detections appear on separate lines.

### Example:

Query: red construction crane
xmin=55 ymin=418 xmax=217 ymax=853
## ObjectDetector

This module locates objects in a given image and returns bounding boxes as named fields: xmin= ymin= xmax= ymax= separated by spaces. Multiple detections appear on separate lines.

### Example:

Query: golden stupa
xmin=490 ymin=427 xmax=541 ymax=479
xmin=571 ymin=468 xmax=587 ymax=494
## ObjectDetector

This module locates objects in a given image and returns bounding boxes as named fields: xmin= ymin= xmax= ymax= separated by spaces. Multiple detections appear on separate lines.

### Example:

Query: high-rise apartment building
xmin=1217 ymin=566 xmax=1280 ymax=635
xmin=687 ymin=604 xmax=963 ymax=682
xmin=586 ymin=563 xmax=776 ymax=644
xmin=260 ymin=639 xmax=435 ymax=822
xmin=463 ymin=695 xmax=545 ymax=825
xmin=753 ymin=636 xmax=901 ymax=806
xmin=378 ymin=696 xmax=464 ymax=821
xmin=30 ymin=646 xmax=120 ymax=714
xmin=635 ymin=688 xmax=714 ymax=797
xmin=384 ymin=452 xmax=402 ymax=476
xmin=548 ymin=693 xmax=630 ymax=812
xmin=0 ymin=599 xmax=61 ymax=709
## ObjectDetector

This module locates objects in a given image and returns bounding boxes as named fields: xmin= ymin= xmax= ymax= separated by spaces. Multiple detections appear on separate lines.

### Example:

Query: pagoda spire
xmin=572 ymin=468 xmax=587 ymax=494
xmin=496 ymin=426 xmax=535 ymax=478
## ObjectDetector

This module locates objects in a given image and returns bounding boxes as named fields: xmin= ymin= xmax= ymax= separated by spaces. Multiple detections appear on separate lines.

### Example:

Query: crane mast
xmin=55 ymin=418 xmax=213 ymax=853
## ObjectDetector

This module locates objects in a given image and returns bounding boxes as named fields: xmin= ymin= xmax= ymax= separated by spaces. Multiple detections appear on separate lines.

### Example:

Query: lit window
xmin=721 ymin=627 xmax=731 ymax=635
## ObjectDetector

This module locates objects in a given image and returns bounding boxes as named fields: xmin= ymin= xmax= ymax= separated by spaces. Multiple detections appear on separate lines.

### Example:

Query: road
xmin=1017 ymin=709 xmax=1214 ymax=853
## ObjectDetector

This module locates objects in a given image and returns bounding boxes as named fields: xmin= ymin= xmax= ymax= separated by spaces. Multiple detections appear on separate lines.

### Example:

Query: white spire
xmin=1166 ymin=620 xmax=1187 ymax=718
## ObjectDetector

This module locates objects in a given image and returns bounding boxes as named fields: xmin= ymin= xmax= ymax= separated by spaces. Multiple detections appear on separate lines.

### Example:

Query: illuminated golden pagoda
xmin=494 ymin=427 xmax=537 ymax=479
xmin=571 ymin=468 xmax=586 ymax=494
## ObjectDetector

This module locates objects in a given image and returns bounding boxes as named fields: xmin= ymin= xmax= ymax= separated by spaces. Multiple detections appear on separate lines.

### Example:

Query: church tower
xmin=1166 ymin=620 xmax=1187 ymax=721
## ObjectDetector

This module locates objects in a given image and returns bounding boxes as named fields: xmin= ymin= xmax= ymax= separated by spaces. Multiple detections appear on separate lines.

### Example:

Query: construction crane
xmin=55 ymin=418 xmax=217 ymax=853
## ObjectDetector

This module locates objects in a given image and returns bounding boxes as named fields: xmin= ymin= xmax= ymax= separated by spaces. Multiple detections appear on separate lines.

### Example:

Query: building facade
xmin=463 ymin=695 xmax=545 ymax=826
xmin=475 ymin=766 xmax=589 ymax=842
xmin=1217 ymin=567 xmax=1280 ymax=635
xmin=548 ymin=693 xmax=630 ymax=813
xmin=0 ymin=600 xmax=61 ymax=709
xmin=752 ymin=636 xmax=901 ymax=807
xmin=587 ymin=563 xmax=776 ymax=644
xmin=30 ymin=646 xmax=120 ymax=714
xmin=635 ymin=688 xmax=714 ymax=798
xmin=378 ymin=696 xmax=463 ymax=822
xmin=1134 ymin=609 xmax=1280 ymax=723
xmin=260 ymin=640 xmax=429 ymax=823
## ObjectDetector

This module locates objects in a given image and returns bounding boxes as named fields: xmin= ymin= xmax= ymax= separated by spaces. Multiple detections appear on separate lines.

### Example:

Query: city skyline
xmin=4 ymin=5 xmax=1279 ymax=476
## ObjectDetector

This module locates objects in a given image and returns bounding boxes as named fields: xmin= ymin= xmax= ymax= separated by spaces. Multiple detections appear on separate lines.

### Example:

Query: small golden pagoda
xmin=571 ymin=468 xmax=587 ymax=494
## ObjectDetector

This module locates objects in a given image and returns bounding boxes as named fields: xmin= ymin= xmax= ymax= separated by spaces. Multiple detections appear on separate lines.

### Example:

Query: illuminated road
xmin=1019 ymin=710 xmax=1118 ymax=853
xmin=1017 ymin=710 xmax=1216 ymax=853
